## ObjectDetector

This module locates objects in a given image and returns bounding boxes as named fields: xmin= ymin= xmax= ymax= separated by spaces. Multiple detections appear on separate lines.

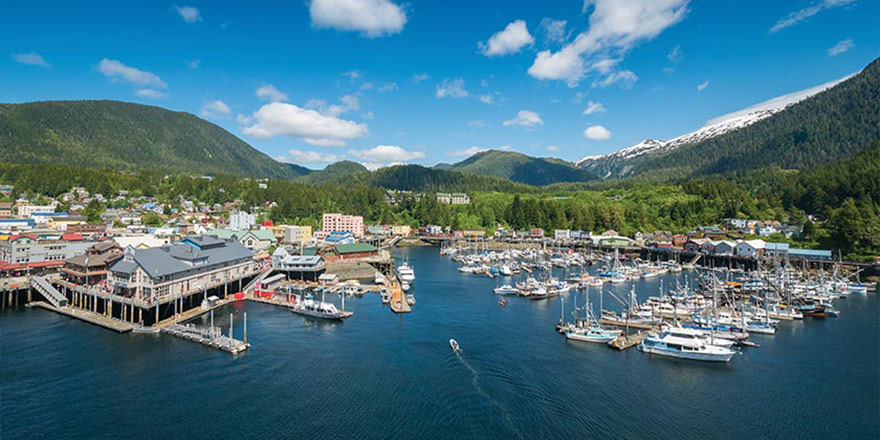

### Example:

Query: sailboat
xmin=565 ymin=287 xmax=622 ymax=343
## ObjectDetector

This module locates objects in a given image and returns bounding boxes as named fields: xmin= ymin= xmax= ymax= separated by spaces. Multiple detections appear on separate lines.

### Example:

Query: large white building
xmin=229 ymin=211 xmax=256 ymax=230
xmin=18 ymin=203 xmax=58 ymax=217
xmin=322 ymin=213 xmax=364 ymax=238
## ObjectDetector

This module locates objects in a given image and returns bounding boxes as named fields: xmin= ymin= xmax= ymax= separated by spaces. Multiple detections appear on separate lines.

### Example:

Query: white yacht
xmin=291 ymin=295 xmax=347 ymax=320
xmin=493 ymin=284 xmax=519 ymax=295
xmin=374 ymin=271 xmax=386 ymax=285
xmin=397 ymin=262 xmax=415 ymax=282
xmin=639 ymin=327 xmax=737 ymax=362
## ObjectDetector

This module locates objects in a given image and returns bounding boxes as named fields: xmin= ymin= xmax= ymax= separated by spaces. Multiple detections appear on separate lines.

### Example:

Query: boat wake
xmin=454 ymin=351 xmax=522 ymax=439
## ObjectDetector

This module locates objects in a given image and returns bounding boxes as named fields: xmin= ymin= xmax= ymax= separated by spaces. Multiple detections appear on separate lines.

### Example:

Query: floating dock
xmin=388 ymin=282 xmax=411 ymax=313
xmin=162 ymin=320 xmax=249 ymax=354
xmin=608 ymin=331 xmax=648 ymax=351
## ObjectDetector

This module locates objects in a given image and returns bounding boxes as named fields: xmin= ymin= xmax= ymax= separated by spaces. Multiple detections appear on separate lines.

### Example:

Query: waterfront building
xmin=322 ymin=213 xmax=364 ymax=238
xmin=304 ymin=243 xmax=380 ymax=261
xmin=555 ymin=229 xmax=571 ymax=240
xmin=736 ymin=239 xmax=766 ymax=258
xmin=0 ymin=233 xmax=93 ymax=274
xmin=107 ymin=235 xmax=254 ymax=300
xmin=392 ymin=225 xmax=412 ymax=236
xmin=113 ymin=234 xmax=170 ymax=249
xmin=714 ymin=240 xmax=737 ymax=255
xmin=229 ymin=211 xmax=256 ymax=230
xmin=272 ymin=247 xmax=325 ymax=280
xmin=62 ymin=242 xmax=123 ymax=285
xmin=789 ymin=248 xmax=833 ymax=261
xmin=764 ymin=242 xmax=790 ymax=258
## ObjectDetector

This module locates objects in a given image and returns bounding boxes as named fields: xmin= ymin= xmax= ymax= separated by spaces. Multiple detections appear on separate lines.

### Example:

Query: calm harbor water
xmin=2 ymin=246 xmax=878 ymax=439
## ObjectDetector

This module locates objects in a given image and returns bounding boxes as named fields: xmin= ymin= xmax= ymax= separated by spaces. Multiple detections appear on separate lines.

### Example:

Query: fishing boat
xmin=380 ymin=289 xmax=391 ymax=304
xmin=401 ymin=281 xmax=411 ymax=292
xmin=493 ymin=284 xmax=519 ymax=295
xmin=374 ymin=271 xmax=386 ymax=285
xmin=449 ymin=339 xmax=460 ymax=351
xmin=565 ymin=326 xmax=621 ymax=343
xmin=639 ymin=327 xmax=737 ymax=362
xmin=406 ymin=294 xmax=416 ymax=306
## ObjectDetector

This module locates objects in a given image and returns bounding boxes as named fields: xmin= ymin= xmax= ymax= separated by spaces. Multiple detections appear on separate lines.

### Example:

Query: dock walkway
xmin=29 ymin=301 xmax=133 ymax=333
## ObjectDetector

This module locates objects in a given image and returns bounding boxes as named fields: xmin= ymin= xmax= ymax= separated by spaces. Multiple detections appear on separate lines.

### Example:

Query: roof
xmin=332 ymin=243 xmax=378 ymax=254
xmin=765 ymin=242 xmax=790 ymax=251
xmin=110 ymin=237 xmax=252 ymax=279
xmin=61 ymin=233 xmax=84 ymax=241
xmin=789 ymin=248 xmax=833 ymax=257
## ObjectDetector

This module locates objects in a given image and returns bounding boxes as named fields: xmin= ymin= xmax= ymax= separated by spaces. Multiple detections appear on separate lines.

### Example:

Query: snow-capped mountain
xmin=575 ymin=74 xmax=851 ymax=178
xmin=575 ymin=109 xmax=780 ymax=172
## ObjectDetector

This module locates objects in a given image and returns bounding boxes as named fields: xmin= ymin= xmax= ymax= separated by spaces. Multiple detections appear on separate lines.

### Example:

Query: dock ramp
xmin=29 ymin=276 xmax=68 ymax=308
xmin=242 ymin=268 xmax=274 ymax=294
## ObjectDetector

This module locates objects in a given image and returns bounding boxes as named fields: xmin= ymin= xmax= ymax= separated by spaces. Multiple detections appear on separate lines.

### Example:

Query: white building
xmin=229 ymin=211 xmax=256 ymax=230
xmin=18 ymin=203 xmax=57 ymax=217
xmin=736 ymin=239 xmax=766 ymax=258
xmin=554 ymin=229 xmax=571 ymax=240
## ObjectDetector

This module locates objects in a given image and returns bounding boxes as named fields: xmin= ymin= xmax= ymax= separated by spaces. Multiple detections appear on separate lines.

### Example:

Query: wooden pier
xmin=608 ymin=331 xmax=649 ymax=351
xmin=388 ymin=282 xmax=411 ymax=313
xmin=28 ymin=301 xmax=133 ymax=333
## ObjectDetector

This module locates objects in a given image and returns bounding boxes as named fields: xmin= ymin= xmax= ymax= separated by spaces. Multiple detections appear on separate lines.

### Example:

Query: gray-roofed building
xmin=108 ymin=235 xmax=255 ymax=301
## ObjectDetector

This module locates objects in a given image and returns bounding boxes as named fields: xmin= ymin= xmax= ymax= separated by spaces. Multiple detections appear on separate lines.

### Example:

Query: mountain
xmin=576 ymin=109 xmax=780 ymax=178
xmin=578 ymin=57 xmax=879 ymax=179
xmin=370 ymin=164 xmax=533 ymax=193
xmin=444 ymin=150 xmax=597 ymax=186
xmin=299 ymin=160 xmax=369 ymax=185
xmin=0 ymin=100 xmax=304 ymax=179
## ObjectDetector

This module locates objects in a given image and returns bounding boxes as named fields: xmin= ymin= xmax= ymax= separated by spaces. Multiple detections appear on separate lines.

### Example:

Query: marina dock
xmin=28 ymin=301 xmax=133 ymax=333
xmin=608 ymin=332 xmax=648 ymax=351
xmin=388 ymin=283 xmax=411 ymax=313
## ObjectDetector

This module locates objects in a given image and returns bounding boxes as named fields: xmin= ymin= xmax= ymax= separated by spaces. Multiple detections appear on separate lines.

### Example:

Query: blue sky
xmin=2 ymin=0 xmax=878 ymax=169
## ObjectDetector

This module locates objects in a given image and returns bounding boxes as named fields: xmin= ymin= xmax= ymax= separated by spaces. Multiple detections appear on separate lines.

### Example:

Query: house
xmin=691 ymin=225 xmax=726 ymax=239
xmin=736 ymin=239 xmax=766 ymax=258
xmin=68 ymin=223 xmax=107 ymax=236
xmin=684 ymin=238 xmax=708 ymax=253
xmin=554 ymin=229 xmax=571 ymax=240
xmin=391 ymin=225 xmax=411 ymax=236
xmin=107 ymin=236 xmax=254 ymax=300
xmin=701 ymin=240 xmax=719 ymax=254
xmin=714 ymin=240 xmax=737 ymax=255
xmin=0 ymin=202 xmax=12 ymax=219
xmin=62 ymin=242 xmax=124 ymax=285
xmin=113 ymin=234 xmax=170 ymax=249
xmin=436 ymin=193 xmax=470 ymax=205
xmin=672 ymin=234 xmax=688 ymax=247
xmin=318 ymin=273 xmax=339 ymax=285
xmin=325 ymin=231 xmax=355 ymax=244
xmin=208 ymin=229 xmax=275 ymax=251
xmin=529 ymin=228 xmax=544 ymax=238
xmin=756 ymin=224 xmax=779 ymax=237
xmin=462 ymin=229 xmax=486 ymax=238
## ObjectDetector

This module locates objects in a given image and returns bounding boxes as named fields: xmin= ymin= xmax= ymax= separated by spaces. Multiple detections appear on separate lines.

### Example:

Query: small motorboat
xmin=449 ymin=339 xmax=460 ymax=351
xmin=498 ymin=299 xmax=508 ymax=306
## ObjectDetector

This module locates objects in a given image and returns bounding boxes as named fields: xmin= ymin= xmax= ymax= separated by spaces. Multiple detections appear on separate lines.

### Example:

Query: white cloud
xmin=827 ymin=38 xmax=854 ymax=56
xmin=706 ymin=73 xmax=853 ymax=125
xmin=667 ymin=45 xmax=683 ymax=63
xmin=436 ymin=78 xmax=468 ymax=98
xmin=413 ymin=73 xmax=430 ymax=83
xmin=349 ymin=145 xmax=425 ymax=169
xmin=378 ymin=82 xmax=398 ymax=92
xmin=468 ymin=120 xmax=486 ymax=128
xmin=584 ymin=125 xmax=611 ymax=140
xmin=98 ymin=59 xmax=167 ymax=89
xmin=174 ymin=6 xmax=201 ymax=23
xmin=503 ymin=110 xmax=543 ymax=127
xmin=241 ymin=102 xmax=368 ymax=146
xmin=480 ymin=20 xmax=534 ymax=56
xmin=583 ymin=100 xmax=606 ymax=115
xmin=187 ymin=59 xmax=201 ymax=69
xmin=546 ymin=145 xmax=560 ymax=152
xmin=478 ymin=94 xmax=494 ymax=104
xmin=540 ymin=18 xmax=568 ymax=44
xmin=11 ymin=52 xmax=49 ymax=67
xmin=592 ymin=69 xmax=638 ymax=88
xmin=697 ymin=80 xmax=710 ymax=92
xmin=283 ymin=149 xmax=342 ymax=164
xmin=769 ymin=0 xmax=856 ymax=34
xmin=256 ymin=84 xmax=289 ymax=102
xmin=342 ymin=70 xmax=361 ymax=81
xmin=135 ymin=89 xmax=168 ymax=99
xmin=200 ymin=100 xmax=231 ymax=119
xmin=360 ymin=81 xmax=375 ymax=91
xmin=529 ymin=0 xmax=688 ymax=86
xmin=309 ymin=0 xmax=407 ymax=38
xmin=448 ymin=146 xmax=487 ymax=157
